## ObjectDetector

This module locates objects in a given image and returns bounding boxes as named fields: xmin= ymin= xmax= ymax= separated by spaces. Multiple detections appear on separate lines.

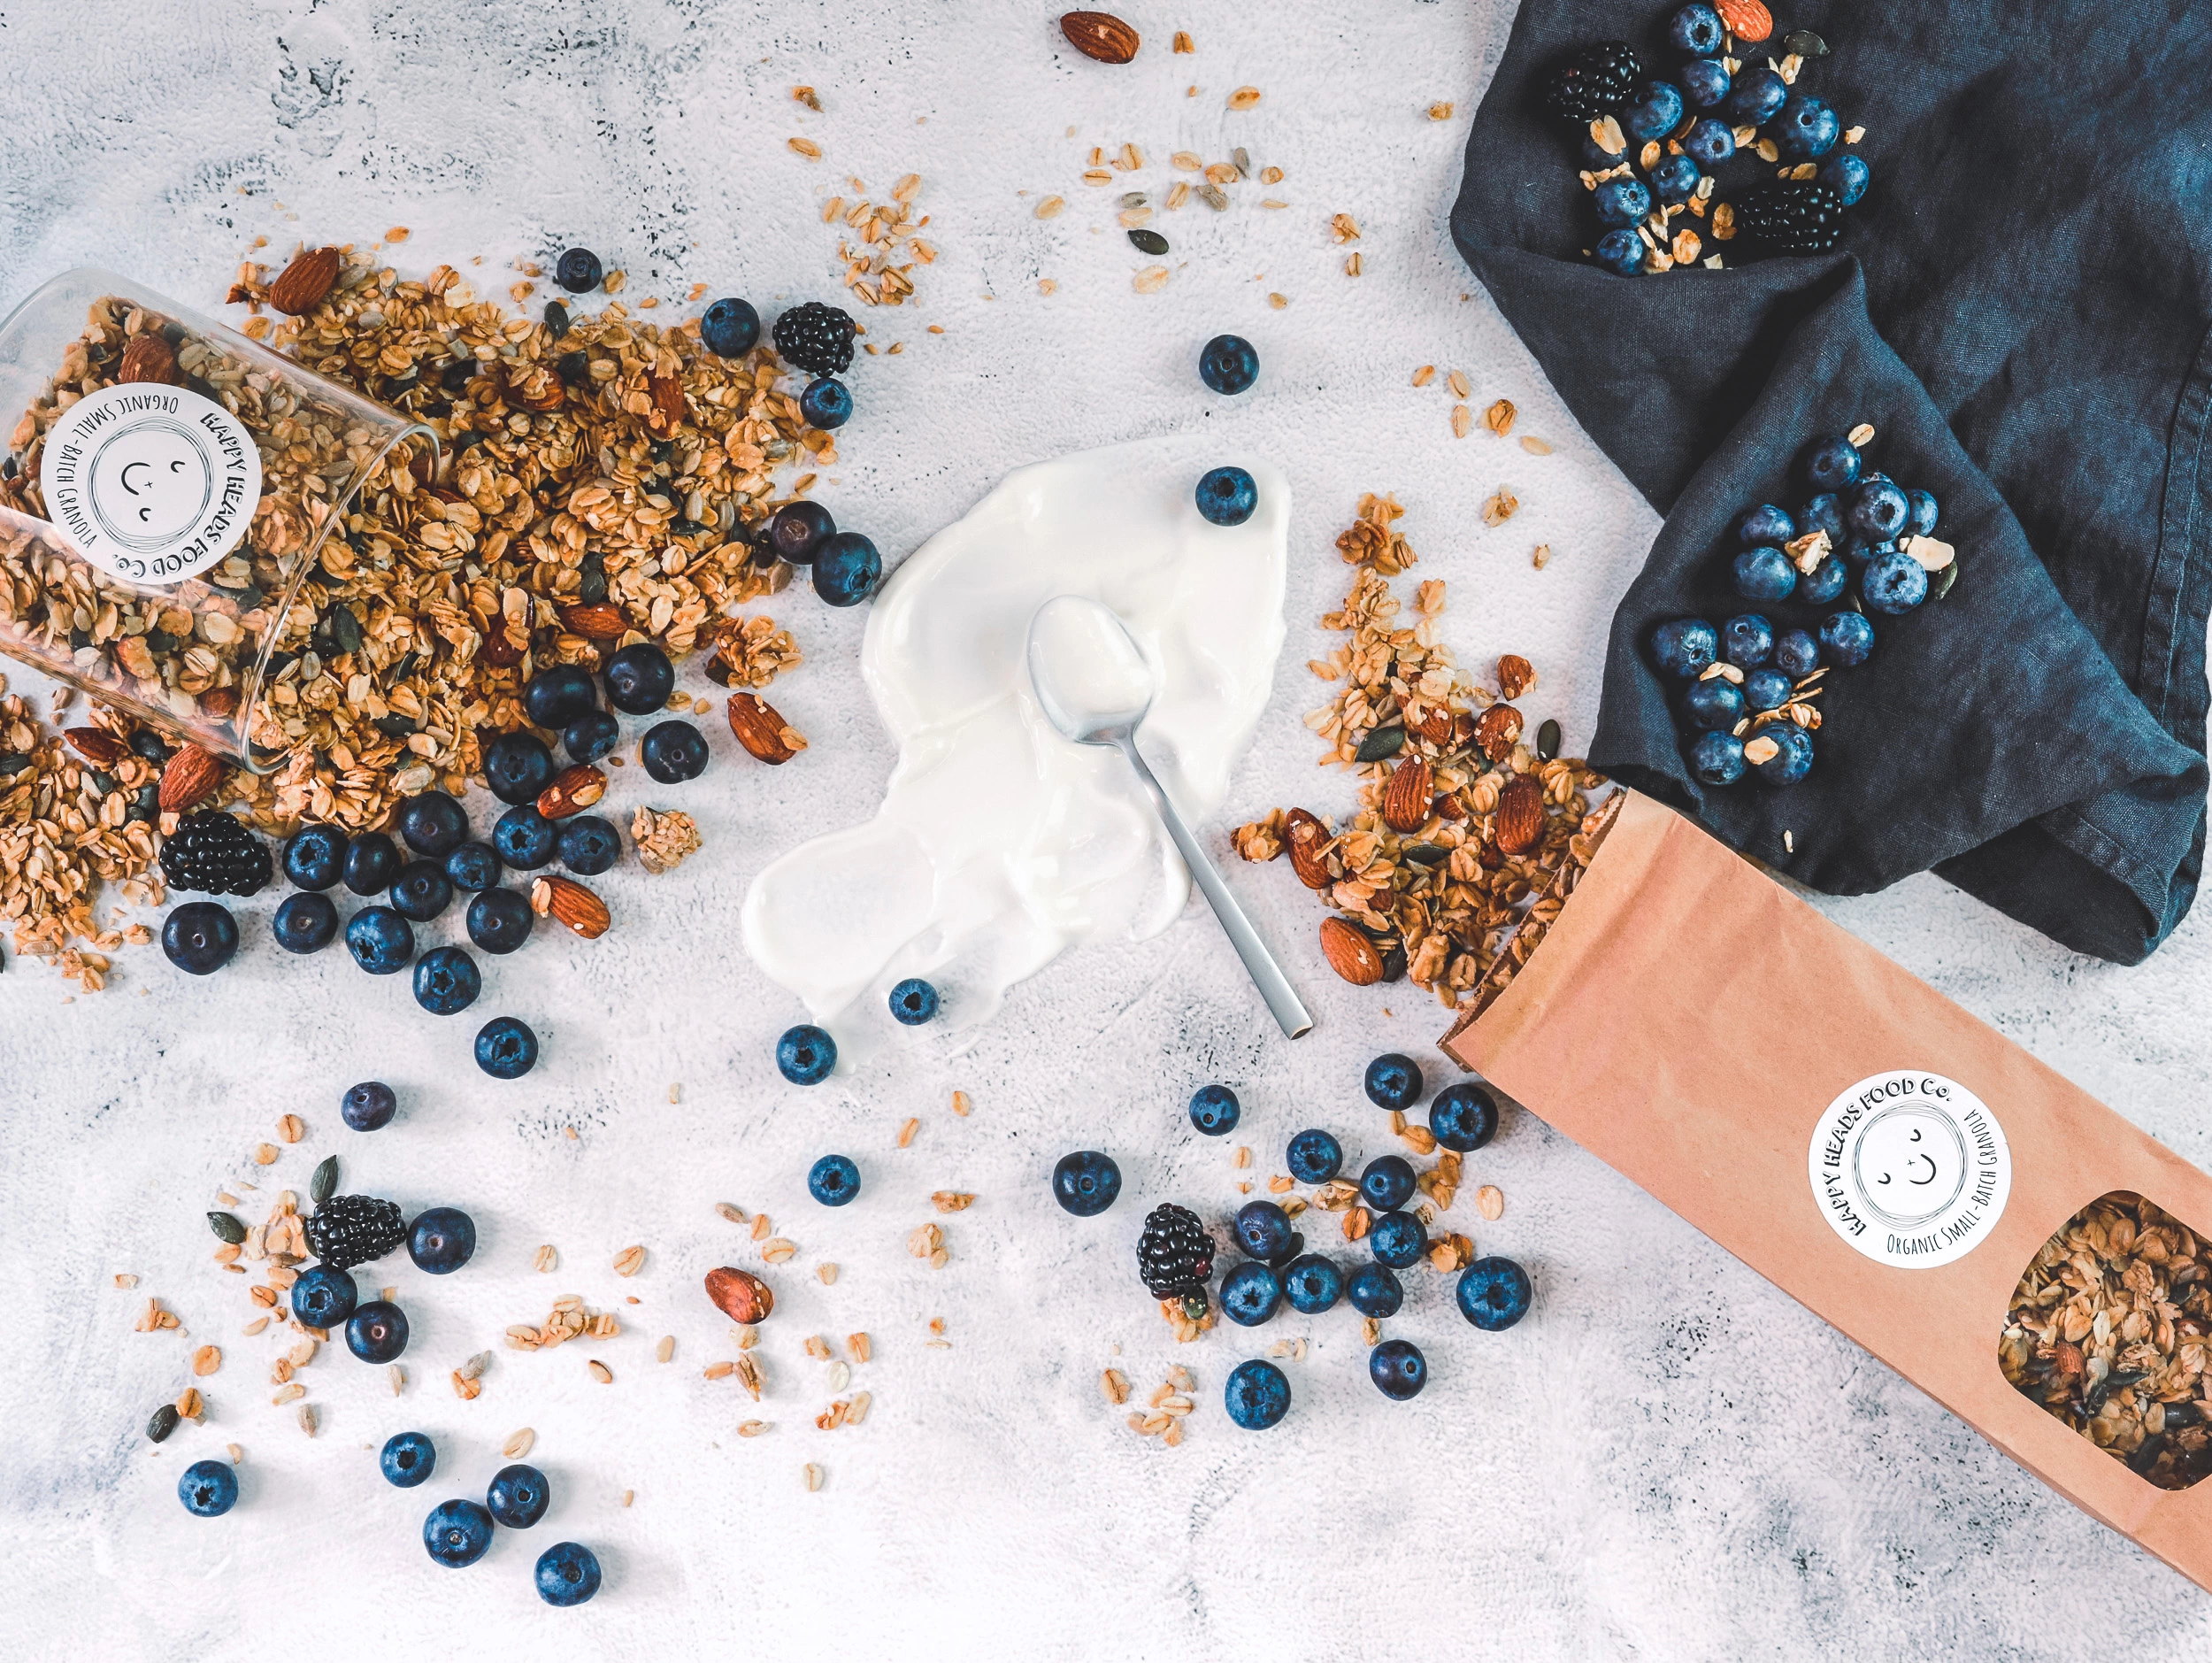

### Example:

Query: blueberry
xmin=1820 ymin=611 xmax=1876 ymax=667
xmin=555 ymin=248 xmax=603 ymax=293
xmin=1234 ymin=1199 xmax=1295 ymax=1262
xmin=1678 ymin=58 xmax=1731 ymax=111
xmin=1360 ymin=1155 xmax=1417 ymax=1213
xmin=809 ymin=1154 xmax=861 ymax=1206
xmin=1774 ymin=627 xmax=1822 ymax=678
xmin=342 ymin=1081 xmax=397 ymax=1132
xmin=777 ymin=1023 xmax=836 ymax=1085
xmin=1732 ymin=545 xmax=1796 ymax=603
xmin=769 ymin=501 xmax=835 ymax=565
xmin=1592 ymin=177 xmax=1652 ymax=227
xmin=424 ymin=1498 xmax=496 ymax=1568
xmin=1618 ymin=79 xmax=1685 ymax=143
xmin=1458 ymin=1255 xmax=1532 ymax=1330
xmin=1363 ymin=1052 xmax=1424 ymax=1112
xmin=1688 ymin=730 xmax=1746 ymax=785
xmin=344 ymin=831 xmax=403 ymax=895
xmin=475 ymin=1015 xmax=540 ymax=1080
xmin=1369 ymin=1210 xmax=1427 ymax=1268
xmin=467 ymin=888 xmax=535 ymax=955
xmin=1682 ymin=676 xmax=1745 ymax=732
xmin=557 ymin=816 xmax=620 ymax=876
xmin=273 ymin=892 xmax=338 ymax=954
xmin=1800 ymin=554 xmax=1848 ymax=606
xmin=1195 ymin=466 xmax=1258 ymax=527
xmin=1224 ymin=1358 xmax=1290 ymax=1429
xmin=1051 ymin=1151 xmax=1122 ymax=1217
xmin=888 ymin=977 xmax=939 ymax=1024
xmin=1281 ymin=1253 xmax=1344 ymax=1314
xmin=799 ymin=377 xmax=852 ymax=430
xmin=1221 ymin=1261 xmax=1283 ymax=1326
xmin=1754 ymin=723 xmax=1815 ymax=785
xmin=1667 ymin=3 xmax=1724 ymax=55
xmin=346 ymin=1299 xmax=410 ymax=1363
xmin=1732 ymin=504 xmax=1794 ymax=548
xmin=1843 ymin=536 xmax=1895 ymax=567
xmin=1818 ymin=151 xmax=1870 ymax=208
xmin=536 ymin=1542 xmax=603 ymax=1607
xmin=1907 ymin=489 xmax=1939 ymax=537
xmin=179 ymin=1459 xmax=239 ymax=1518
xmin=1724 ymin=65 xmax=1787 ymax=126
xmin=1188 ymin=1084 xmax=1240 ymax=1136
xmin=163 ymin=902 xmax=239 ymax=974
xmin=483 ymin=731 xmax=554 ymax=805
xmin=291 ymin=1264 xmax=358 ymax=1330
xmin=641 ymin=720 xmax=710 ymax=783
xmin=398 ymin=791 xmax=469 ymax=858
xmin=1744 ymin=667 xmax=1793 ymax=712
xmin=412 ymin=944 xmax=481 ymax=1016
xmin=381 ymin=1431 xmax=436 ymax=1488
xmin=701 ymin=296 xmax=762 ymax=358
xmin=390 ymin=859 xmax=455 ymax=923
xmin=1847 ymin=478 xmax=1910 ymax=541
xmin=812 ymin=532 xmax=882 ymax=606
xmin=445 ymin=842 xmax=503 ymax=892
xmin=1593 ymin=228 xmax=1646 ymax=278
xmin=1650 ymin=618 xmax=1717 ymax=679
xmin=409 ymin=1206 xmax=477 ymax=1274
xmin=603 ymin=643 xmax=676 ymax=713
xmin=1347 ymin=1263 xmax=1404 ymax=1319
xmin=1370 ymin=1338 xmax=1429 ymax=1400
xmin=1862 ymin=548 xmax=1929 ymax=615
xmin=524 ymin=665 xmax=599 ymax=729
xmin=1722 ymin=612 xmax=1774 ymax=667
xmin=1797 ymin=434 xmax=1862 ymax=494
xmin=1646 ymin=158 xmax=1699 ymax=212
xmin=488 ymin=1463 xmax=550 ymax=1529
xmin=1429 ymin=1083 xmax=1497 ymax=1152
xmin=1799 ymin=493 xmax=1847 ymax=544
xmin=1198 ymin=334 xmax=1259 ymax=396
xmin=1773 ymin=92 xmax=1839 ymax=160
xmin=1285 ymin=1128 xmax=1343 ymax=1183
xmin=282 ymin=823 xmax=349 ymax=889
xmin=562 ymin=709 xmax=622 ymax=766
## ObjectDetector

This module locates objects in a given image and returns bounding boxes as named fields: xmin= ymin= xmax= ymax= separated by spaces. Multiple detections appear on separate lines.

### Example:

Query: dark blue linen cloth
xmin=1450 ymin=0 xmax=2212 ymax=962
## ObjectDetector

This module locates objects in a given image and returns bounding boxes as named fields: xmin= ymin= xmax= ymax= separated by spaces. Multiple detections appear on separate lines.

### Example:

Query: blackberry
xmin=1540 ymin=42 xmax=1642 ymax=123
xmin=305 ymin=1194 xmax=407 ymax=1271
xmin=1732 ymin=181 xmax=1846 ymax=256
xmin=1136 ymin=1203 xmax=1217 ymax=1312
xmin=771 ymin=302 xmax=856 ymax=376
xmin=158 ymin=811 xmax=272 ymax=896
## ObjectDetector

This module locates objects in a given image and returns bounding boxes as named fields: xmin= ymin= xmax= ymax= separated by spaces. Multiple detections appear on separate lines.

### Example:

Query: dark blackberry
xmin=304 ymin=1195 xmax=407 ymax=1271
xmin=1541 ymin=42 xmax=1643 ymax=123
xmin=1136 ymin=1203 xmax=1217 ymax=1312
xmin=771 ymin=302 xmax=856 ymax=377
xmin=1731 ymin=181 xmax=1846 ymax=256
xmin=157 ymin=811 xmax=272 ymax=897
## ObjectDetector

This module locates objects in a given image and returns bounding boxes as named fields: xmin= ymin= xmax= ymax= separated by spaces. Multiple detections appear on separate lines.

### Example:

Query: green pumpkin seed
xmin=1127 ymin=228 xmax=1170 ymax=257
xmin=1784 ymin=30 xmax=1829 ymax=58
xmin=1354 ymin=725 xmax=1405 ymax=763
xmin=1402 ymin=843 xmax=1450 ymax=867
xmin=311 ymin=1155 xmax=339 ymax=1205
xmin=207 ymin=1211 xmax=245 ymax=1245
xmin=1932 ymin=561 xmax=1959 ymax=601
xmin=147 ymin=1404 xmax=180 ymax=1444
xmin=1536 ymin=719 xmax=1562 ymax=762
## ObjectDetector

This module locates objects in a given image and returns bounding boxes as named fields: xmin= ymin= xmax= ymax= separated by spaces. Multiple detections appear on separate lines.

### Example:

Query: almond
xmin=726 ymin=693 xmax=807 ymax=764
xmin=199 ymin=687 xmax=241 ymax=720
xmin=480 ymin=622 xmax=525 ymax=667
xmin=1494 ymin=773 xmax=1546 ymax=856
xmin=532 ymin=874 xmax=611 ymax=939
xmin=1283 ymin=808 xmax=1332 ymax=889
xmin=62 ymin=727 xmax=127 ymax=767
xmin=649 ymin=374 xmax=687 ymax=430
xmin=536 ymin=764 xmax=607 ymax=819
xmin=705 ymin=1266 xmax=775 ymax=1326
xmin=267 ymin=246 xmax=341 ymax=316
xmin=559 ymin=602 xmax=630 ymax=640
xmin=117 ymin=334 xmax=182 ymax=386
xmin=1413 ymin=704 xmax=1455 ymax=746
xmin=1059 ymin=10 xmax=1139 ymax=63
xmin=158 ymin=744 xmax=224 ymax=813
xmin=1495 ymin=654 xmax=1535 ymax=701
xmin=1379 ymin=755 xmax=1432 ymax=834
xmin=1474 ymin=703 xmax=1524 ymax=763
xmin=1318 ymin=916 xmax=1385 ymax=986
xmin=1715 ymin=0 xmax=1773 ymax=42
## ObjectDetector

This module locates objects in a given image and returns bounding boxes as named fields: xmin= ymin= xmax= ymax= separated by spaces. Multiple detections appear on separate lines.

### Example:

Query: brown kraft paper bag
xmin=1440 ymin=789 xmax=2212 ymax=1591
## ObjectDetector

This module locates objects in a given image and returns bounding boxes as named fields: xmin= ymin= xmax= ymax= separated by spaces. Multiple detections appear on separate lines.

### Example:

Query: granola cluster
xmin=2001 ymin=1191 xmax=2212 ymax=1491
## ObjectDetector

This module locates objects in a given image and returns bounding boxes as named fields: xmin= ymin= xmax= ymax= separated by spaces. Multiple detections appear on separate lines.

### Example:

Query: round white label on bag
xmin=38 ymin=381 xmax=261 ymax=586
xmin=1807 ymin=1070 xmax=2010 ymax=1268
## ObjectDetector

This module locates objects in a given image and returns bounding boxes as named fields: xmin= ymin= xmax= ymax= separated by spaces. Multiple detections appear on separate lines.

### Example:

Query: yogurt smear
xmin=741 ymin=437 xmax=1288 ymax=1039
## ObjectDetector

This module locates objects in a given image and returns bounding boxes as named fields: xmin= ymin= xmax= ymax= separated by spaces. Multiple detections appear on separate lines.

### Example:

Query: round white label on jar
xmin=1807 ymin=1070 xmax=2010 ymax=1268
xmin=38 ymin=381 xmax=262 ymax=586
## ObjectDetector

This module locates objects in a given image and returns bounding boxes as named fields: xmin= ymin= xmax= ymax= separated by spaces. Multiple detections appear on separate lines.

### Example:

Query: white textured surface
xmin=2 ymin=1 xmax=2208 ymax=1657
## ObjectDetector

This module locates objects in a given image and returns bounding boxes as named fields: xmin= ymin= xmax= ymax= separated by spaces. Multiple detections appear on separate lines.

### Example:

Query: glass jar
xmin=0 ymin=267 xmax=434 ymax=769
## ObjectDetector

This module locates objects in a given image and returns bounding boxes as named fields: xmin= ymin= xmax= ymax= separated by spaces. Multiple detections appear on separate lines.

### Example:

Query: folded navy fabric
xmin=1450 ymin=0 xmax=2212 ymax=963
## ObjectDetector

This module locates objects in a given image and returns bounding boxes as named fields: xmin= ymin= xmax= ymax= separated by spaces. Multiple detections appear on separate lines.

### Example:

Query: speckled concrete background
xmin=2 ymin=2 xmax=2208 ymax=1658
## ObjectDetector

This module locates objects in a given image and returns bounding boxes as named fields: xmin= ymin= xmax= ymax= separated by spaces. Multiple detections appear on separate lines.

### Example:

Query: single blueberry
xmin=1648 ymin=152 xmax=1702 ymax=206
xmin=475 ymin=1015 xmax=540 ymax=1080
xmin=1796 ymin=434 xmax=1862 ymax=495
xmin=342 ymin=1081 xmax=397 ymax=1132
xmin=1281 ymin=1253 xmax=1344 ymax=1315
xmin=1773 ymin=92 xmax=1840 ymax=160
xmin=424 ymin=1497 xmax=495 ymax=1568
xmin=483 ymin=732 xmax=556 ymax=805
xmin=1618 ymin=79 xmax=1685 ymax=143
xmin=1188 ymin=1084 xmax=1240 ymax=1136
xmin=1732 ymin=545 xmax=1796 ymax=603
xmin=701 ymin=296 xmax=762 ymax=358
xmin=1429 ymin=1082 xmax=1498 ymax=1152
xmin=179 ymin=1459 xmax=239 ymax=1518
xmin=1234 ymin=1200 xmax=1295 ymax=1262
xmin=1347 ymin=1263 xmax=1404 ymax=1319
xmin=1688 ymin=730 xmax=1746 ymax=785
xmin=1774 ymin=628 xmax=1822 ymax=678
xmin=1458 ymin=1255 xmax=1533 ymax=1330
xmin=1593 ymin=227 xmax=1646 ymax=278
xmin=1198 ymin=334 xmax=1259 ymax=396
xmin=525 ymin=665 xmax=599 ymax=730
xmin=1862 ymin=549 xmax=1929 ymax=615
xmin=1678 ymin=58 xmax=1731 ymax=111
xmin=555 ymin=248 xmax=603 ymax=293
xmin=282 ymin=823 xmax=349 ymax=889
xmin=1840 ymin=535 xmax=1892 ymax=566
xmin=563 ymin=709 xmax=623 ymax=766
xmin=467 ymin=888 xmax=534 ymax=956
xmin=381 ymin=1431 xmax=437 ymax=1489
xmin=273 ymin=891 xmax=339 ymax=954
xmin=1744 ymin=667 xmax=1793 ymax=712
xmin=1799 ymin=493 xmax=1847 ymax=544
xmin=1371 ymin=1338 xmax=1429 ymax=1400
xmin=1052 ymin=1151 xmax=1122 ymax=1217
xmin=1723 ymin=65 xmax=1787 ymax=126
xmin=488 ymin=1463 xmax=550 ymax=1529
xmin=1363 ymin=1052 xmax=1424 ymax=1112
xmin=413 ymin=944 xmax=481 ymax=1016
xmin=1907 ymin=489 xmax=1939 ymax=538
xmin=1820 ymin=611 xmax=1877 ymax=667
xmin=1847 ymin=478 xmax=1910 ymax=541
xmin=1224 ymin=1358 xmax=1291 ymax=1429
xmin=1370 ymin=1210 xmax=1427 ymax=1269
xmin=799 ymin=376 xmax=852 ymax=430
xmin=809 ymin=1154 xmax=861 ymax=1206
xmin=163 ymin=902 xmax=239 ymax=974
xmin=1722 ymin=613 xmax=1774 ymax=667
xmin=346 ymin=905 xmax=414 ymax=974
xmin=445 ymin=842 xmax=503 ymax=892
xmin=1819 ymin=151 xmax=1871 ymax=208
xmin=409 ymin=1206 xmax=477 ymax=1274
xmin=344 ymin=830 xmax=403 ymax=895
xmin=557 ymin=816 xmax=620 ymax=876
xmin=390 ymin=860 xmax=455 ymax=923
xmin=1592 ymin=177 xmax=1652 ymax=227
xmin=813 ymin=532 xmax=882 ymax=606
xmin=1733 ymin=504 xmax=1795 ymax=548
xmin=1650 ymin=618 xmax=1717 ymax=679
xmin=603 ymin=643 xmax=676 ymax=714
xmin=1682 ymin=676 xmax=1746 ymax=732
xmin=1221 ymin=1261 xmax=1283 ymax=1327
xmin=1285 ymin=1128 xmax=1343 ymax=1183
xmin=1667 ymin=3 xmax=1724 ymax=55
xmin=778 ymin=1023 xmax=836 ymax=1085
xmin=1800 ymin=554 xmax=1849 ymax=606
xmin=641 ymin=720 xmax=710 ymax=783
xmin=536 ymin=1542 xmax=603 ymax=1607
xmin=770 ymin=501 xmax=835 ymax=565
xmin=291 ymin=1264 xmax=358 ymax=1330
xmin=398 ymin=791 xmax=469 ymax=858
xmin=1682 ymin=114 xmax=1734 ymax=166
xmin=1195 ymin=466 xmax=1258 ymax=527
xmin=1754 ymin=723 xmax=1816 ymax=785
xmin=889 ymin=977 xmax=939 ymax=1024
xmin=1360 ymin=1155 xmax=1417 ymax=1213
xmin=347 ymin=1299 xmax=410 ymax=1364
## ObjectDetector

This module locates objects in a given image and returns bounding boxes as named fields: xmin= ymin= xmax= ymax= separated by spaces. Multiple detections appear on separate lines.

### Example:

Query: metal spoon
xmin=1026 ymin=595 xmax=1312 ymax=1038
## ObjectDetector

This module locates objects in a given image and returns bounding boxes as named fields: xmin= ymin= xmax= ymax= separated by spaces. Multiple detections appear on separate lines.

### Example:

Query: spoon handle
xmin=1116 ymin=736 xmax=1313 ymax=1039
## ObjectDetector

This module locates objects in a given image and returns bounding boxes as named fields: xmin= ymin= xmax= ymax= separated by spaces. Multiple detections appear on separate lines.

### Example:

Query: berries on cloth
xmin=409 ymin=1207 xmax=477 ymax=1274
xmin=1651 ymin=618 xmax=1717 ymax=679
xmin=1052 ymin=1151 xmax=1122 ymax=1216
xmin=381 ymin=1431 xmax=436 ymax=1489
xmin=1820 ymin=151 xmax=1870 ymax=207
xmin=1732 ymin=545 xmax=1796 ymax=602
xmin=1774 ymin=628 xmax=1822 ymax=678
xmin=424 ymin=1498 xmax=495 ymax=1568
xmin=778 ymin=1024 xmax=836 ymax=1085
xmin=1198 ymin=334 xmax=1259 ymax=395
xmin=1772 ymin=92 xmax=1840 ymax=161
xmin=1618 ymin=79 xmax=1686 ymax=144
xmin=1136 ymin=1203 xmax=1217 ymax=1303
xmin=306 ymin=1195 xmax=406 ymax=1270
xmin=162 ymin=902 xmax=238 ymax=974
xmin=1743 ymin=667 xmax=1793 ymax=712
xmin=1458 ymin=1255 xmax=1533 ymax=1330
xmin=1594 ymin=228 xmax=1646 ymax=278
xmin=1734 ymin=504 xmax=1794 ymax=547
xmin=1752 ymin=722 xmax=1816 ymax=785
xmin=1723 ymin=65 xmax=1787 ymax=126
xmin=159 ymin=811 xmax=271 ymax=896
xmin=889 ymin=977 xmax=939 ymax=1024
xmin=1732 ymin=181 xmax=1846 ymax=256
xmin=1592 ymin=177 xmax=1652 ymax=228
xmin=1648 ymin=152 xmax=1702 ymax=206
xmin=809 ymin=1154 xmax=861 ymax=1206
xmin=1223 ymin=1358 xmax=1291 ymax=1429
xmin=1689 ymin=730 xmax=1746 ymax=785
xmin=1195 ymin=466 xmax=1258 ymax=527
xmin=1862 ymin=547 xmax=1930 ymax=614
xmin=772 ymin=301 xmax=856 ymax=376
xmin=1800 ymin=554 xmax=1848 ymax=606
xmin=1370 ymin=1338 xmax=1429 ymax=1400
xmin=1722 ymin=612 xmax=1774 ymax=668
xmin=1188 ymin=1083 xmax=1240 ymax=1136
xmin=1666 ymin=4 xmax=1724 ymax=57
xmin=1679 ymin=58 xmax=1731 ymax=112
xmin=1540 ymin=41 xmax=1642 ymax=123
xmin=179 ymin=1459 xmax=238 ymax=1518
xmin=1821 ymin=611 xmax=1876 ymax=667
xmin=1798 ymin=435 xmax=1862 ymax=495
xmin=1682 ymin=676 xmax=1745 ymax=732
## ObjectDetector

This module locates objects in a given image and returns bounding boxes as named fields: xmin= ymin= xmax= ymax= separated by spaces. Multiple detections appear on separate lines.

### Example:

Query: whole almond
xmin=1059 ymin=10 xmax=1140 ymax=63
xmin=704 ymin=1266 xmax=775 ymax=1326
xmin=1496 ymin=655 xmax=1535 ymax=701
xmin=1715 ymin=0 xmax=1774 ymax=42
xmin=267 ymin=246 xmax=341 ymax=316
xmin=727 ymin=693 xmax=807 ymax=764
xmin=1474 ymin=703 xmax=1524 ymax=763
xmin=532 ymin=874 xmax=611 ymax=939
xmin=1318 ymin=916 xmax=1385 ymax=986
xmin=63 ymin=727 xmax=127 ymax=767
xmin=536 ymin=763 xmax=608 ymax=819
xmin=1494 ymin=773 xmax=1546 ymax=856
xmin=1283 ymin=808 xmax=1332 ymax=889
xmin=118 ymin=335 xmax=182 ymax=386
xmin=158 ymin=743 xmax=225 ymax=813
xmin=199 ymin=686 xmax=241 ymax=720
xmin=559 ymin=602 xmax=630 ymax=640
xmin=1414 ymin=704 xmax=1455 ymax=746
xmin=1379 ymin=755 xmax=1432 ymax=834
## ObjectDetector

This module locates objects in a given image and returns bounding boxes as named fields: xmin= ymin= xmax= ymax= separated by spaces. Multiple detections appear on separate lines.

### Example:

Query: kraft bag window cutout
xmin=2001 ymin=1191 xmax=2212 ymax=1493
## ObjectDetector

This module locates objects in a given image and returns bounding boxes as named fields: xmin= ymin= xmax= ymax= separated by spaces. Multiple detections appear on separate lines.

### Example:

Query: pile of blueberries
xmin=1649 ymin=430 xmax=1947 ymax=789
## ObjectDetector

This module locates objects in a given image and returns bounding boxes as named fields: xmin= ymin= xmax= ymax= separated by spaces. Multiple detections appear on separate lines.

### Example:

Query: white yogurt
xmin=741 ymin=437 xmax=1288 ymax=1043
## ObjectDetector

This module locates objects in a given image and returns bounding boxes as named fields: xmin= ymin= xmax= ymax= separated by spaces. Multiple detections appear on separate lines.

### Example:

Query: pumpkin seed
xmin=1402 ymin=843 xmax=1450 ymax=867
xmin=1783 ymin=29 xmax=1829 ymax=58
xmin=310 ymin=1155 xmax=338 ymax=1205
xmin=1536 ymin=718 xmax=1562 ymax=762
xmin=1355 ymin=725 xmax=1405 ymax=763
xmin=147 ymin=1403 xmax=180 ymax=1444
xmin=1127 ymin=228 xmax=1170 ymax=256
xmin=1932 ymin=560 xmax=1959 ymax=601
xmin=208 ymin=1211 xmax=246 ymax=1244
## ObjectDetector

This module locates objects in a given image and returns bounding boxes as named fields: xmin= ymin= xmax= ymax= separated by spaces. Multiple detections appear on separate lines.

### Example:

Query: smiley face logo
xmin=87 ymin=418 xmax=213 ymax=551
xmin=1850 ymin=1104 xmax=1968 ymax=1230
